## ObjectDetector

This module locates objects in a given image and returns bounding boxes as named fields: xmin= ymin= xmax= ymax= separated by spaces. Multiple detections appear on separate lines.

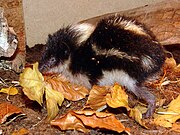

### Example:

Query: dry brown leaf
xmin=12 ymin=128 xmax=29 ymax=135
xmin=86 ymin=84 xmax=150 ymax=128
xmin=0 ymin=87 xmax=18 ymax=95
xmin=51 ymin=110 xmax=89 ymax=133
xmin=86 ymin=85 xmax=109 ymax=110
xmin=106 ymin=84 xmax=130 ymax=110
xmin=171 ymin=123 xmax=180 ymax=133
xmin=51 ymin=110 xmax=130 ymax=134
xmin=163 ymin=57 xmax=180 ymax=80
xmin=163 ymin=57 xmax=177 ymax=70
xmin=0 ymin=102 xmax=24 ymax=124
xmin=45 ymin=75 xmax=89 ymax=101
xmin=154 ymin=95 xmax=180 ymax=128
xmin=86 ymin=84 xmax=130 ymax=112
xmin=174 ymin=64 xmax=180 ymax=77
xmin=19 ymin=63 xmax=64 ymax=120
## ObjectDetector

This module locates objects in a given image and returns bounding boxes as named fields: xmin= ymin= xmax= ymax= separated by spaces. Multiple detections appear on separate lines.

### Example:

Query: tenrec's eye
xmin=50 ymin=57 xmax=56 ymax=63
xmin=64 ymin=50 xmax=68 ymax=54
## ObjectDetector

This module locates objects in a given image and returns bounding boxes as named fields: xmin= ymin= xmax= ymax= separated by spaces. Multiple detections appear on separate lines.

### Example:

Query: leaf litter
xmin=0 ymin=102 xmax=25 ymax=125
xmin=0 ymin=56 xmax=179 ymax=134
xmin=19 ymin=62 xmax=64 ymax=120
xmin=51 ymin=110 xmax=130 ymax=134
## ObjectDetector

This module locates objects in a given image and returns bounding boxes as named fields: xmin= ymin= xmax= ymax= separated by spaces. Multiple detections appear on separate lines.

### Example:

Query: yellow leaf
xmin=106 ymin=84 xmax=129 ymax=110
xmin=168 ymin=95 xmax=180 ymax=114
xmin=0 ymin=87 xmax=18 ymax=95
xmin=45 ymin=83 xmax=64 ymax=120
xmin=129 ymin=106 xmax=148 ymax=128
xmin=154 ymin=95 xmax=180 ymax=128
xmin=154 ymin=115 xmax=173 ymax=127
xmin=19 ymin=62 xmax=44 ymax=105
xmin=19 ymin=63 xmax=65 ymax=120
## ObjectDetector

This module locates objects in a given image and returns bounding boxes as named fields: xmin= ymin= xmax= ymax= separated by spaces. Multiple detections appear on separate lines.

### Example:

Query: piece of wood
xmin=0 ymin=8 xmax=18 ymax=58
xmin=0 ymin=0 xmax=26 ymax=72
xmin=0 ymin=8 xmax=17 ymax=58
xmin=80 ymin=0 xmax=180 ymax=45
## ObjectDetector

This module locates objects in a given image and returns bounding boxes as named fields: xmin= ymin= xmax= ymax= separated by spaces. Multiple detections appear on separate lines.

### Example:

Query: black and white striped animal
xmin=38 ymin=15 xmax=165 ymax=118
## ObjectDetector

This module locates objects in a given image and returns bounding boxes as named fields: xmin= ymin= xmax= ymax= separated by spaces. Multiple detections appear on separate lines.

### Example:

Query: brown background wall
xmin=23 ymin=0 xmax=163 ymax=47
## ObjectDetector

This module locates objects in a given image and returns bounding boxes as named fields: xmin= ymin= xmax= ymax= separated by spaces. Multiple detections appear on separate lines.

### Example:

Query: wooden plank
xmin=80 ymin=0 xmax=180 ymax=45
xmin=0 ymin=0 xmax=26 ymax=72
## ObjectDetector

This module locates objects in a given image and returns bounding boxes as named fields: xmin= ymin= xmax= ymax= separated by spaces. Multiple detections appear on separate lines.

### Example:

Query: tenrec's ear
xmin=47 ymin=34 xmax=54 ymax=46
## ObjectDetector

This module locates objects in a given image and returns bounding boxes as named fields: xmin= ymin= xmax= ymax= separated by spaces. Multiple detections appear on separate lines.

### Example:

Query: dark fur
xmin=39 ymin=15 xmax=165 ymax=118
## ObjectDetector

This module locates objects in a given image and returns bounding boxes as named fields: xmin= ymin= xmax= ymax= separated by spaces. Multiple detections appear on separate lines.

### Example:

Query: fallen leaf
xmin=86 ymin=84 xmax=131 ymax=112
xmin=129 ymin=106 xmax=148 ymax=128
xmin=45 ymin=75 xmax=89 ymax=101
xmin=171 ymin=123 xmax=180 ymax=133
xmin=106 ymin=84 xmax=130 ymax=110
xmin=0 ymin=102 xmax=24 ymax=124
xmin=19 ymin=62 xmax=44 ymax=105
xmin=165 ymin=95 xmax=180 ymax=124
xmin=86 ymin=85 xmax=109 ymax=110
xmin=45 ymin=83 xmax=64 ymax=120
xmin=19 ymin=62 xmax=64 ymax=120
xmin=51 ymin=110 xmax=130 ymax=134
xmin=156 ymin=98 xmax=166 ymax=107
xmin=12 ymin=128 xmax=29 ymax=135
xmin=174 ymin=64 xmax=180 ymax=73
xmin=0 ymin=87 xmax=18 ymax=95
xmin=105 ymin=84 xmax=149 ymax=128
xmin=51 ymin=111 xmax=89 ymax=133
xmin=163 ymin=57 xmax=177 ymax=70
xmin=154 ymin=95 xmax=180 ymax=128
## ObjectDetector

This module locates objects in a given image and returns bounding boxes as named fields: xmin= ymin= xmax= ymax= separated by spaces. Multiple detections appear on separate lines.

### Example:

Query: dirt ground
xmin=0 ymin=44 xmax=179 ymax=135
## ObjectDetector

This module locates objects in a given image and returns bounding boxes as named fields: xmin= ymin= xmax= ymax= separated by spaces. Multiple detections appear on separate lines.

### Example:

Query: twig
xmin=157 ymin=111 xmax=179 ymax=115
xmin=30 ymin=116 xmax=46 ymax=130
xmin=0 ymin=76 xmax=8 ymax=87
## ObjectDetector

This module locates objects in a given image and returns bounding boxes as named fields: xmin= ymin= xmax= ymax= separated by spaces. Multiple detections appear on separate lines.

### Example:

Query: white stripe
xmin=92 ymin=45 xmax=139 ymax=61
xmin=98 ymin=69 xmax=137 ymax=91
xmin=108 ymin=16 xmax=148 ymax=36
xmin=48 ymin=58 xmax=91 ymax=89
xmin=72 ymin=23 xmax=95 ymax=44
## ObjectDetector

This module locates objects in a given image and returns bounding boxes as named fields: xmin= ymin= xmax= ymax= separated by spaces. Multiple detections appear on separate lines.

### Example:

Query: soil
xmin=0 ymin=44 xmax=179 ymax=135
